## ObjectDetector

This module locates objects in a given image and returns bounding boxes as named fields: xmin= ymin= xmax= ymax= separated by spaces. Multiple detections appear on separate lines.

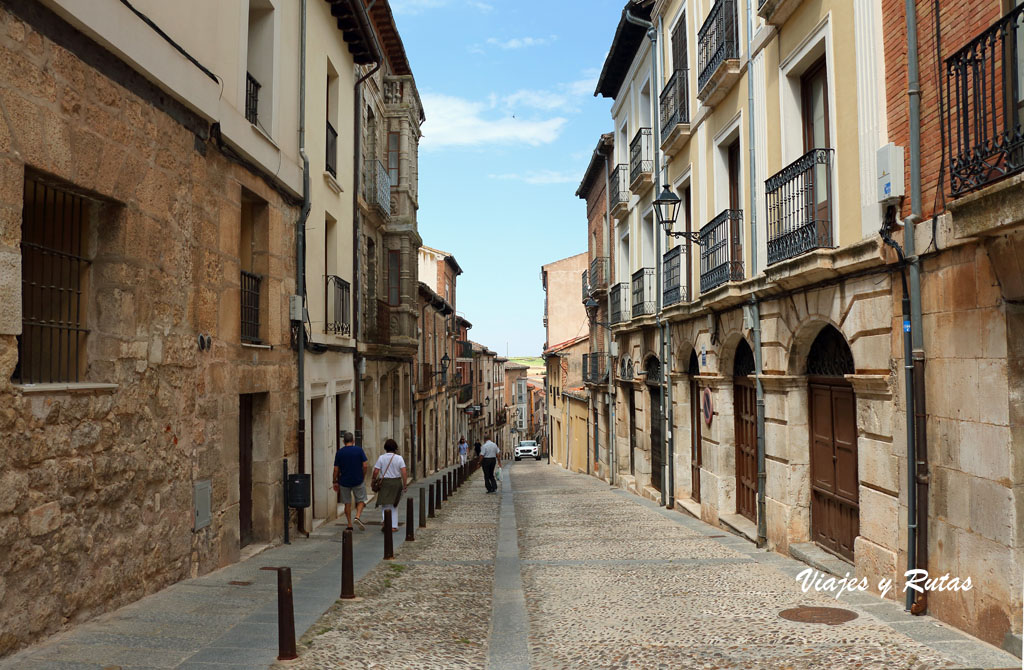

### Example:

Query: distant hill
xmin=509 ymin=356 xmax=544 ymax=368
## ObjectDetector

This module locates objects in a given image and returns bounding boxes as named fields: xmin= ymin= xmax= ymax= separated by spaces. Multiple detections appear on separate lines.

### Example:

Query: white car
xmin=515 ymin=441 xmax=540 ymax=461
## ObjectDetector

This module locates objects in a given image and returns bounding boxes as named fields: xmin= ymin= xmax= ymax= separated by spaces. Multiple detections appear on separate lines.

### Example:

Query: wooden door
xmin=628 ymin=388 xmax=637 ymax=475
xmin=690 ymin=377 xmax=702 ymax=503
xmin=810 ymin=381 xmax=860 ymax=561
xmin=727 ymin=141 xmax=743 ymax=273
xmin=650 ymin=386 xmax=663 ymax=492
xmin=239 ymin=394 xmax=254 ymax=547
xmin=733 ymin=379 xmax=757 ymax=522
xmin=801 ymin=58 xmax=832 ymax=237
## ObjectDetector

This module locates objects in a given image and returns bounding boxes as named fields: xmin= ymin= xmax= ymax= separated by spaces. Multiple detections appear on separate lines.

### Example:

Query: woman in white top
xmin=372 ymin=439 xmax=408 ymax=531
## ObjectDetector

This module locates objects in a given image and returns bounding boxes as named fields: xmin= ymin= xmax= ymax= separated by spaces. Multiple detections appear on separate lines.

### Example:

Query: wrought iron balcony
xmin=765 ymin=148 xmax=834 ymax=265
xmin=366 ymin=159 xmax=391 ymax=218
xmin=697 ymin=0 xmax=739 ymax=100
xmin=663 ymin=246 xmax=685 ymax=306
xmin=240 ymin=270 xmax=262 ymax=343
xmin=325 ymin=275 xmax=351 ymax=336
xmin=609 ymin=164 xmax=630 ymax=214
xmin=584 ymin=352 xmax=609 ymax=385
xmin=581 ymin=269 xmax=589 ymax=303
xmin=589 ymin=256 xmax=609 ymax=293
xmin=629 ymin=128 xmax=653 ymax=187
xmin=631 ymin=268 xmax=656 ymax=318
xmin=699 ymin=209 xmax=744 ymax=293
xmin=456 ymin=339 xmax=472 ymax=359
xmin=945 ymin=4 xmax=1024 ymax=197
xmin=326 ymin=121 xmax=338 ymax=177
xmin=610 ymin=282 xmax=629 ymax=324
xmin=458 ymin=383 xmax=473 ymax=405
xmin=245 ymin=72 xmax=260 ymax=125
xmin=660 ymin=69 xmax=690 ymax=140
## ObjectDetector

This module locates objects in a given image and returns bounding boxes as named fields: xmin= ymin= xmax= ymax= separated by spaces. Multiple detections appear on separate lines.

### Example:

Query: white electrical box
xmin=877 ymin=143 xmax=905 ymax=204
xmin=289 ymin=295 xmax=303 ymax=322
xmin=610 ymin=341 xmax=618 ymax=357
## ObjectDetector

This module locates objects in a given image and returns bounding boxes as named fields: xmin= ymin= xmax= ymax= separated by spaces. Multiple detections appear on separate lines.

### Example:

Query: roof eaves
xmin=575 ymin=133 xmax=614 ymax=199
xmin=326 ymin=0 xmax=382 ymax=66
xmin=594 ymin=1 xmax=653 ymax=100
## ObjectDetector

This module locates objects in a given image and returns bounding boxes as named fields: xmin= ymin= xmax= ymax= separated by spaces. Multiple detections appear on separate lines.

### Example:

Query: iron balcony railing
xmin=697 ymin=0 xmax=738 ymax=93
xmin=589 ymin=256 xmax=609 ymax=292
xmin=631 ymin=268 xmax=656 ymax=318
xmin=610 ymin=164 xmax=630 ymax=209
xmin=366 ymin=159 xmax=391 ymax=217
xmin=457 ymin=339 xmax=472 ymax=358
xmin=765 ymin=148 xmax=835 ymax=265
xmin=663 ymin=245 xmax=685 ymax=306
xmin=660 ymin=69 xmax=690 ymax=137
xmin=240 ymin=270 xmax=262 ymax=343
xmin=458 ymin=383 xmax=473 ymax=404
xmin=325 ymin=275 xmax=351 ymax=336
xmin=245 ymin=72 xmax=260 ymax=125
xmin=944 ymin=3 xmax=1024 ymax=196
xmin=699 ymin=209 xmax=744 ymax=293
xmin=584 ymin=352 xmax=609 ymax=384
xmin=326 ymin=121 xmax=338 ymax=177
xmin=581 ymin=269 xmax=589 ymax=302
xmin=610 ymin=282 xmax=629 ymax=323
xmin=630 ymin=128 xmax=653 ymax=184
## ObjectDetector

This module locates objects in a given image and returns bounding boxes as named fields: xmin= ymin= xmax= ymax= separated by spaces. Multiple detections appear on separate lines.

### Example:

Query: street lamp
xmin=584 ymin=297 xmax=613 ymax=328
xmin=655 ymin=186 xmax=700 ymax=243
xmin=432 ymin=351 xmax=452 ymax=384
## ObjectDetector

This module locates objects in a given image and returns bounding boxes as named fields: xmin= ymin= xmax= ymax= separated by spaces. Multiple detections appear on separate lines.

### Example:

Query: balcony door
xmin=801 ymin=58 xmax=831 ymax=228
xmin=727 ymin=141 xmax=742 ymax=276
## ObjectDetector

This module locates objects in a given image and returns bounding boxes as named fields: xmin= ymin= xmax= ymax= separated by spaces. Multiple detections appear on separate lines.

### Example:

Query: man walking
xmin=332 ymin=431 xmax=368 ymax=530
xmin=478 ymin=435 xmax=501 ymax=493
xmin=458 ymin=436 xmax=469 ymax=466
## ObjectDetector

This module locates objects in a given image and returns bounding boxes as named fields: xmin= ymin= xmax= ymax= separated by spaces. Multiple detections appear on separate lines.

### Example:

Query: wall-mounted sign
xmin=701 ymin=343 xmax=707 ymax=368
xmin=701 ymin=387 xmax=713 ymax=427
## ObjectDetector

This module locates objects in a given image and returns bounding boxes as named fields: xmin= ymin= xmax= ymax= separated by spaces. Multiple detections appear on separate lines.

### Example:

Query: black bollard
xmin=259 ymin=567 xmax=297 ymax=661
xmin=341 ymin=529 xmax=355 ymax=599
xmin=441 ymin=474 xmax=448 ymax=501
xmin=428 ymin=483 xmax=435 ymax=518
xmin=436 ymin=477 xmax=443 ymax=509
xmin=419 ymin=487 xmax=427 ymax=527
xmin=406 ymin=498 xmax=415 ymax=542
xmin=383 ymin=509 xmax=394 ymax=559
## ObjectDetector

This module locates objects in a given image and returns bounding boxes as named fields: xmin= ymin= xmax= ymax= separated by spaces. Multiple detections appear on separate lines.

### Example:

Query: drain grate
xmin=228 ymin=581 xmax=252 ymax=586
xmin=779 ymin=606 xmax=858 ymax=625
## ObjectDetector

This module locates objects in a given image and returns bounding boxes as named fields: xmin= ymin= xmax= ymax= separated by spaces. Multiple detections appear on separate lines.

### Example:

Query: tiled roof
xmin=594 ymin=0 xmax=654 ymax=99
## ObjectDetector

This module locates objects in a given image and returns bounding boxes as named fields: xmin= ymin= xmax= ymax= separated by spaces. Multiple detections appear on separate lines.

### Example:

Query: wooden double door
xmin=809 ymin=380 xmax=859 ymax=561
xmin=733 ymin=379 xmax=758 ymax=522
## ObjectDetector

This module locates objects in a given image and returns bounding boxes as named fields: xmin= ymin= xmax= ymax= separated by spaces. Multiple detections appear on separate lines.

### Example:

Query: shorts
xmin=338 ymin=483 xmax=368 ymax=504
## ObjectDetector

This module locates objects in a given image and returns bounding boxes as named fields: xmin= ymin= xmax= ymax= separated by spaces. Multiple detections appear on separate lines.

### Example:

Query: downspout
xmin=295 ymin=0 xmax=311 ymax=536
xmin=603 ymin=149 xmax=617 ymax=486
xmin=746 ymin=0 xmax=767 ymax=547
xmin=904 ymin=0 xmax=928 ymax=616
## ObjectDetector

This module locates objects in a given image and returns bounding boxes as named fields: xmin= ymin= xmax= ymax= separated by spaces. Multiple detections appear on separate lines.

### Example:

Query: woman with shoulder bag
xmin=372 ymin=439 xmax=408 ymax=532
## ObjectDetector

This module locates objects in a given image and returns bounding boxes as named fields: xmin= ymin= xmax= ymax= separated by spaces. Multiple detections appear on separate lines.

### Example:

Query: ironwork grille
xmin=645 ymin=356 xmax=662 ymax=385
xmin=630 ymin=128 xmax=653 ymax=184
xmin=458 ymin=383 xmax=473 ymax=404
xmin=660 ymin=69 xmax=690 ymax=137
xmin=609 ymin=164 xmax=630 ymax=208
xmin=697 ymin=0 xmax=738 ymax=93
xmin=325 ymin=275 xmax=351 ymax=336
xmin=245 ymin=72 xmax=260 ymax=125
xmin=631 ymin=268 xmax=655 ymax=317
xmin=765 ymin=148 xmax=834 ymax=265
xmin=663 ymin=245 xmax=684 ymax=306
xmin=806 ymin=326 xmax=855 ymax=376
xmin=368 ymin=159 xmax=391 ymax=218
xmin=326 ymin=121 xmax=338 ymax=177
xmin=699 ymin=209 xmax=744 ymax=293
xmin=589 ymin=256 xmax=609 ymax=291
xmin=610 ymin=282 xmax=629 ymax=323
xmin=581 ymin=269 xmax=589 ymax=302
xmin=240 ymin=270 xmax=262 ymax=343
xmin=945 ymin=4 xmax=1024 ymax=196
xmin=15 ymin=178 xmax=91 ymax=384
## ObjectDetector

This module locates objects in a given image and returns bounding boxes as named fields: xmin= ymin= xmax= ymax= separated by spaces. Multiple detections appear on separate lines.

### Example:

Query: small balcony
xmin=581 ymin=269 xmax=589 ymax=303
xmin=662 ymin=245 xmax=686 ymax=306
xmin=610 ymin=282 xmax=629 ymax=324
xmin=584 ymin=352 xmax=609 ymax=385
xmin=589 ymin=256 xmax=610 ymax=294
xmin=456 ymin=339 xmax=473 ymax=360
xmin=631 ymin=268 xmax=656 ymax=318
xmin=699 ymin=209 xmax=744 ymax=293
xmin=326 ymin=121 xmax=338 ymax=177
xmin=765 ymin=148 xmax=835 ymax=266
xmin=245 ymin=72 xmax=260 ymax=125
xmin=609 ymin=164 xmax=630 ymax=219
xmin=697 ymin=0 xmax=740 ymax=106
xmin=660 ymin=69 xmax=691 ymax=155
xmin=945 ymin=4 xmax=1024 ymax=198
xmin=757 ymin=0 xmax=803 ymax=26
xmin=325 ymin=275 xmax=351 ymax=336
xmin=365 ymin=159 xmax=391 ymax=219
xmin=240 ymin=270 xmax=262 ymax=343
xmin=629 ymin=128 xmax=654 ymax=193
xmin=458 ymin=383 xmax=473 ymax=405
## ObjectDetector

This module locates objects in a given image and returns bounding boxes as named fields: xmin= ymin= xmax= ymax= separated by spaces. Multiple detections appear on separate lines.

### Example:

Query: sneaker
xmin=354 ymin=517 xmax=365 ymax=531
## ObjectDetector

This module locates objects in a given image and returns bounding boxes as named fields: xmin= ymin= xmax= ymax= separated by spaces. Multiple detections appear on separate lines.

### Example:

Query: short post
xmin=442 ymin=474 xmax=448 ymax=501
xmin=383 ymin=509 xmax=394 ymax=559
xmin=436 ymin=478 xmax=443 ymax=509
xmin=428 ymin=483 xmax=435 ymax=518
xmin=259 ymin=567 xmax=297 ymax=661
xmin=341 ymin=528 xmax=355 ymax=599
xmin=282 ymin=459 xmax=290 ymax=545
xmin=419 ymin=487 xmax=427 ymax=527
xmin=406 ymin=498 xmax=415 ymax=541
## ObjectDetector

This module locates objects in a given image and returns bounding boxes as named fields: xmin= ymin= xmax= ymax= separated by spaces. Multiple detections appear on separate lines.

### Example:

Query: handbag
xmin=371 ymin=453 xmax=397 ymax=493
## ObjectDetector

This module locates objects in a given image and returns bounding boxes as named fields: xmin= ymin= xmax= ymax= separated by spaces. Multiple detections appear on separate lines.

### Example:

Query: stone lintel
xmin=845 ymin=374 xmax=892 ymax=398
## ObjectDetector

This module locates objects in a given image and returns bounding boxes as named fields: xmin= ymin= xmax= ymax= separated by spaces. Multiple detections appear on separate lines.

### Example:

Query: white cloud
xmin=485 ymin=35 xmax=556 ymax=50
xmin=420 ymin=93 xmax=567 ymax=149
xmin=488 ymin=170 xmax=578 ymax=185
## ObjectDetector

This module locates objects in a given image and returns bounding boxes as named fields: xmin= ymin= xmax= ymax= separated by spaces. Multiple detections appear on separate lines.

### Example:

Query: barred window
xmin=14 ymin=177 xmax=91 ymax=384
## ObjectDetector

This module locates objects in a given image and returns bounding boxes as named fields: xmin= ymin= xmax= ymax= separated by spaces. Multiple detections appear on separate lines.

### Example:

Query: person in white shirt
xmin=478 ymin=435 xmax=501 ymax=493
xmin=372 ymin=439 xmax=408 ymax=531
xmin=458 ymin=437 xmax=469 ymax=466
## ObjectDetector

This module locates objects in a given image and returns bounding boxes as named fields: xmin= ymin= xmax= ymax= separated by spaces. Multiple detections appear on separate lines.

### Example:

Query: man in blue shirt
xmin=332 ymin=431 xmax=368 ymax=530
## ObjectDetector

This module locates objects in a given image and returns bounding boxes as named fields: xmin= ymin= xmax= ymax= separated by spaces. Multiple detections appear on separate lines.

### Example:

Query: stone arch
xmin=734 ymin=338 xmax=755 ymax=377
xmin=643 ymin=354 xmax=662 ymax=386
xmin=786 ymin=319 xmax=852 ymax=376
xmin=806 ymin=325 xmax=855 ymax=377
xmin=716 ymin=330 xmax=751 ymax=378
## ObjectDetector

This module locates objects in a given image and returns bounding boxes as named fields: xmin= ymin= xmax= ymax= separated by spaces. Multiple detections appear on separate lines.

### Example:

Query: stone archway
xmin=645 ymin=356 xmax=664 ymax=493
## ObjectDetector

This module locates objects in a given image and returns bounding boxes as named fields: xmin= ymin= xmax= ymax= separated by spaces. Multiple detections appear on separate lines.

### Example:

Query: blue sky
xmin=391 ymin=0 xmax=624 ymax=357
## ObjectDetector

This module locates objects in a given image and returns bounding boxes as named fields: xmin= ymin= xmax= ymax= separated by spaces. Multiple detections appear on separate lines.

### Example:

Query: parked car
xmin=515 ymin=440 xmax=540 ymax=461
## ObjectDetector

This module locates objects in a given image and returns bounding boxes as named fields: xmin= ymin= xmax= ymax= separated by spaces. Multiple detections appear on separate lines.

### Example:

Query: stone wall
xmin=0 ymin=5 xmax=298 ymax=656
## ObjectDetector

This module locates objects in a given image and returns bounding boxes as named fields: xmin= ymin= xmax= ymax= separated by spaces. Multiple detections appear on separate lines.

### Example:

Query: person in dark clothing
xmin=332 ymin=431 xmax=368 ymax=530
xmin=478 ymin=435 xmax=501 ymax=493
xmin=473 ymin=441 xmax=482 ymax=458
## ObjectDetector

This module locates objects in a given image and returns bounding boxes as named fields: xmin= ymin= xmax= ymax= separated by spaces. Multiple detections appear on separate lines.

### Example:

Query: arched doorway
xmin=733 ymin=339 xmax=757 ymax=522
xmin=807 ymin=325 xmax=858 ymax=561
xmin=688 ymin=351 xmax=702 ymax=502
xmin=645 ymin=356 xmax=663 ymax=492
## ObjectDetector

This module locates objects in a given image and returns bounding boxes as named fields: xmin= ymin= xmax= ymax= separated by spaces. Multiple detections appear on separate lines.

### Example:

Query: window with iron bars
xmin=14 ymin=177 xmax=92 ymax=384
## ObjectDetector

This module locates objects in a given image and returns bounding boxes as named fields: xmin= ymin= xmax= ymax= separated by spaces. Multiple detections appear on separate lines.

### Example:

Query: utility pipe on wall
xmin=603 ymin=148 xmax=617 ymax=487
xmin=294 ymin=0 xmax=311 ymax=537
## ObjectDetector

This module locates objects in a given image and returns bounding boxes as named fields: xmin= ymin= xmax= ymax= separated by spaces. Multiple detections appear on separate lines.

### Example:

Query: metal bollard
xmin=383 ymin=509 xmax=394 ymax=559
xmin=442 ymin=474 xmax=448 ymax=501
xmin=436 ymin=478 xmax=443 ymax=509
xmin=419 ymin=487 xmax=427 ymax=527
xmin=428 ymin=483 xmax=435 ymax=518
xmin=406 ymin=498 xmax=415 ymax=541
xmin=259 ymin=566 xmax=297 ymax=661
xmin=341 ymin=528 xmax=355 ymax=599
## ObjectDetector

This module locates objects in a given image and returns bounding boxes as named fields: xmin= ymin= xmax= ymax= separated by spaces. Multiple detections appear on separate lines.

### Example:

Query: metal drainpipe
xmin=745 ymin=0 xmax=767 ymax=547
xmin=603 ymin=149 xmax=617 ymax=487
xmin=904 ymin=0 xmax=928 ymax=616
xmin=294 ymin=0 xmax=311 ymax=537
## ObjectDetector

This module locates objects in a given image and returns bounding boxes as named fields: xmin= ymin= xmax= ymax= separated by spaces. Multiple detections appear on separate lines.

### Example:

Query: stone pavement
xmin=0 ymin=465 xmax=465 ymax=670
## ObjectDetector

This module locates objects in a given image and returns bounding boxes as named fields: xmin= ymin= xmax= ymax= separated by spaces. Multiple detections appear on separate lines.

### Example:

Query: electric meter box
xmin=289 ymin=295 xmax=303 ymax=322
xmin=877 ymin=143 xmax=905 ymax=204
